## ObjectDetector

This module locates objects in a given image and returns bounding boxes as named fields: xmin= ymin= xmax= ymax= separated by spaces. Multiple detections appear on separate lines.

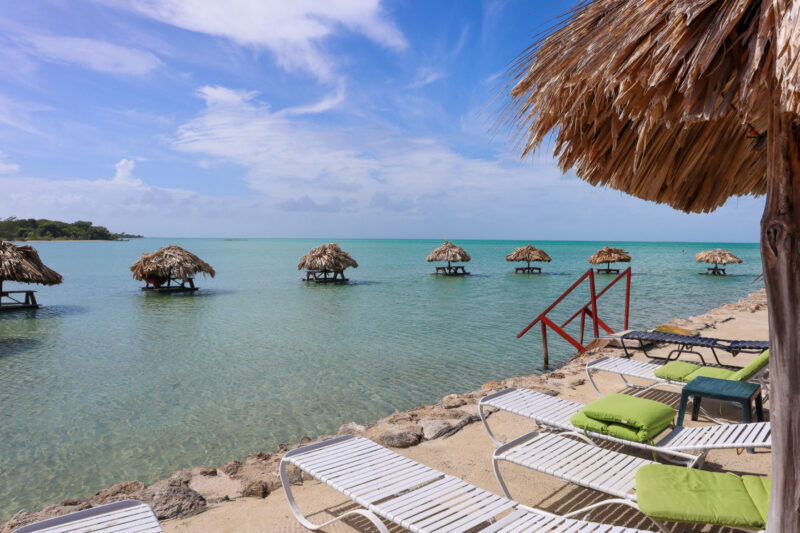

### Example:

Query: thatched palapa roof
xmin=426 ymin=241 xmax=471 ymax=263
xmin=506 ymin=244 xmax=551 ymax=263
xmin=500 ymin=0 xmax=800 ymax=213
xmin=695 ymin=249 xmax=743 ymax=265
xmin=0 ymin=241 xmax=62 ymax=285
xmin=588 ymin=246 xmax=631 ymax=265
xmin=297 ymin=243 xmax=358 ymax=272
xmin=131 ymin=245 xmax=215 ymax=281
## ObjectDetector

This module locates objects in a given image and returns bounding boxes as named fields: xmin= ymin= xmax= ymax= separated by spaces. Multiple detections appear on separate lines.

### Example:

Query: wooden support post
xmin=762 ymin=98 xmax=800 ymax=533
xmin=540 ymin=321 xmax=549 ymax=369
xmin=579 ymin=309 xmax=586 ymax=346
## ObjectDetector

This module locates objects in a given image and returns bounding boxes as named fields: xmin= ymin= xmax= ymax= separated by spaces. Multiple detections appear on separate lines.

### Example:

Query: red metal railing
xmin=518 ymin=268 xmax=631 ymax=368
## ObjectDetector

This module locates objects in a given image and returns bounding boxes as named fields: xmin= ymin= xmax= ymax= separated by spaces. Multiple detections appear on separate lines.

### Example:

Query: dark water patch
xmin=0 ymin=337 xmax=40 ymax=359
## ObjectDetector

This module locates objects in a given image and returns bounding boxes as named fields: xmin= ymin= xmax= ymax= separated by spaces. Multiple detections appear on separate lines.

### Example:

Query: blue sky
xmin=0 ymin=0 xmax=764 ymax=241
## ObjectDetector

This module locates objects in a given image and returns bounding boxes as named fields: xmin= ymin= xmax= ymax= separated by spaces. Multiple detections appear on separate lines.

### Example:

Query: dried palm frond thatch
xmin=297 ymin=243 xmax=358 ymax=272
xmin=695 ymin=249 xmax=743 ymax=265
xmin=130 ymin=245 xmax=215 ymax=282
xmin=426 ymin=241 xmax=471 ymax=264
xmin=588 ymin=246 xmax=631 ymax=266
xmin=499 ymin=0 xmax=800 ymax=213
xmin=506 ymin=244 xmax=552 ymax=265
xmin=0 ymin=241 xmax=63 ymax=287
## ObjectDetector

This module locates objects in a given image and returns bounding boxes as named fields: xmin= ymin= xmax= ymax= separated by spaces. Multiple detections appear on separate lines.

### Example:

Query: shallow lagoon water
xmin=0 ymin=239 xmax=761 ymax=519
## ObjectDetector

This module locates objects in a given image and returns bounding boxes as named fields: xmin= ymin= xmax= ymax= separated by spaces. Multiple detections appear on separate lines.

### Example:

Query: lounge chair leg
xmin=479 ymin=402 xmax=503 ymax=447
xmin=279 ymin=459 xmax=390 ymax=532
xmin=563 ymin=498 xmax=671 ymax=533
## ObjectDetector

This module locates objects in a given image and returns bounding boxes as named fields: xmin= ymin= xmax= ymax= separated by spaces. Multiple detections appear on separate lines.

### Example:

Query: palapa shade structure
xmin=0 ymin=240 xmax=62 ymax=309
xmin=696 ymin=249 xmax=743 ymax=275
xmin=587 ymin=246 xmax=631 ymax=274
xmin=426 ymin=241 xmax=471 ymax=276
xmin=506 ymin=244 xmax=551 ymax=273
xmin=501 ymin=1 xmax=800 ymax=527
xmin=297 ymin=243 xmax=358 ymax=283
xmin=130 ymin=244 xmax=215 ymax=292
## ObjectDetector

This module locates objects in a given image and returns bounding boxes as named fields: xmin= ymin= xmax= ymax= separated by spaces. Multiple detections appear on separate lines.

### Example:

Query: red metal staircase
xmin=518 ymin=268 xmax=632 ymax=368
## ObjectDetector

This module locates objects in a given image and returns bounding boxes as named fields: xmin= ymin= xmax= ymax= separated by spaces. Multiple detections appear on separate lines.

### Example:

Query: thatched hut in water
xmin=297 ymin=243 xmax=358 ymax=283
xmin=696 ymin=249 xmax=742 ymax=276
xmin=0 ymin=240 xmax=62 ymax=310
xmin=587 ymin=246 xmax=630 ymax=274
xmin=506 ymin=244 xmax=551 ymax=273
xmin=426 ymin=241 xmax=471 ymax=276
xmin=499 ymin=2 xmax=800 ymax=523
xmin=130 ymin=245 xmax=215 ymax=292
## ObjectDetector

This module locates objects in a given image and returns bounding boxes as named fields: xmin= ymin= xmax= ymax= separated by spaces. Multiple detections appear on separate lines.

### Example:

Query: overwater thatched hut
xmin=587 ymin=246 xmax=630 ymax=274
xmin=696 ymin=249 xmax=742 ymax=276
xmin=501 ymin=1 xmax=800 ymax=525
xmin=130 ymin=245 xmax=215 ymax=292
xmin=506 ymin=244 xmax=551 ymax=273
xmin=297 ymin=243 xmax=358 ymax=283
xmin=426 ymin=241 xmax=471 ymax=276
xmin=0 ymin=240 xmax=62 ymax=310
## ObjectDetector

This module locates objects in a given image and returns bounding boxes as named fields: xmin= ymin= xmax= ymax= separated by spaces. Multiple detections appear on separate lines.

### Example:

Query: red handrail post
xmin=541 ymin=321 xmax=549 ymax=369
xmin=624 ymin=267 xmax=631 ymax=330
xmin=588 ymin=270 xmax=600 ymax=338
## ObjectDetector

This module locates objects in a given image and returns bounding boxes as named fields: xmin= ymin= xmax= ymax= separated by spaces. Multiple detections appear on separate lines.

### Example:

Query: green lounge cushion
xmin=684 ymin=366 xmax=736 ymax=381
xmin=653 ymin=361 xmax=700 ymax=381
xmin=729 ymin=350 xmax=770 ymax=381
xmin=636 ymin=465 xmax=769 ymax=529
xmin=742 ymin=475 xmax=771 ymax=524
xmin=570 ymin=394 xmax=675 ymax=442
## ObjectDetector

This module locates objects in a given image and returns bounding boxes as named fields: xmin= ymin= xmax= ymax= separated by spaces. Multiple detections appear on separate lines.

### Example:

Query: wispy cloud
xmin=0 ymin=93 xmax=50 ymax=134
xmin=117 ymin=0 xmax=406 ymax=81
xmin=170 ymin=85 xmax=567 ymax=215
xmin=13 ymin=32 xmax=162 ymax=76
xmin=0 ymin=152 xmax=20 ymax=174
xmin=408 ymin=66 xmax=443 ymax=89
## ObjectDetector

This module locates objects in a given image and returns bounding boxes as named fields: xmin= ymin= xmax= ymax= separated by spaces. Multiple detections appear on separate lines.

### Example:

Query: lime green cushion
xmin=654 ymin=325 xmax=698 ymax=336
xmin=653 ymin=361 xmax=700 ymax=381
xmin=684 ymin=366 xmax=736 ymax=381
xmin=636 ymin=465 xmax=769 ymax=529
xmin=570 ymin=394 xmax=675 ymax=442
xmin=729 ymin=350 xmax=770 ymax=381
xmin=568 ymin=411 xmax=658 ymax=442
xmin=742 ymin=475 xmax=771 ymax=524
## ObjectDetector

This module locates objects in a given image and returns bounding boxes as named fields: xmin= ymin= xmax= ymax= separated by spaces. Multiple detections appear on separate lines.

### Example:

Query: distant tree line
xmin=0 ymin=217 xmax=142 ymax=241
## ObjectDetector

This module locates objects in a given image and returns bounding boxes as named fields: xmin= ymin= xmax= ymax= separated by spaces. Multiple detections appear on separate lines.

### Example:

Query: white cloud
xmin=0 ymin=93 xmax=49 ymax=134
xmin=0 ymin=152 xmax=20 ymax=174
xmin=170 ymin=85 xmax=566 ymax=214
xmin=408 ymin=66 xmax=443 ymax=89
xmin=119 ymin=0 xmax=406 ymax=80
xmin=15 ymin=33 xmax=162 ymax=76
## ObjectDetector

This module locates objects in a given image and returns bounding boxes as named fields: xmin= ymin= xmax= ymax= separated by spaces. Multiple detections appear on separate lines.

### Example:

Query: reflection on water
xmin=0 ymin=238 xmax=762 ymax=520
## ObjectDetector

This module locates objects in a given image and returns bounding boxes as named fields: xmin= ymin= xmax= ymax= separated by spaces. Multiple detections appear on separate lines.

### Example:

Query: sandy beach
xmin=1 ymin=289 xmax=769 ymax=532
xmin=165 ymin=292 xmax=771 ymax=532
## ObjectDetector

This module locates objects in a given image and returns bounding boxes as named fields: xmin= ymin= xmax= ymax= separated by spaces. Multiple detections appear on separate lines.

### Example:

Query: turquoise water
xmin=0 ymin=239 xmax=761 ymax=519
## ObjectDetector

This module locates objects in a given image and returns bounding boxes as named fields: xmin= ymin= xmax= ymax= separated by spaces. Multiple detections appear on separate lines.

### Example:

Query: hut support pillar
xmin=761 ymin=101 xmax=800 ymax=533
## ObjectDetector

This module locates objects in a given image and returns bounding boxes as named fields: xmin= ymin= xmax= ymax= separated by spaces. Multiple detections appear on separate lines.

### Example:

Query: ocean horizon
xmin=0 ymin=238 xmax=762 ymax=520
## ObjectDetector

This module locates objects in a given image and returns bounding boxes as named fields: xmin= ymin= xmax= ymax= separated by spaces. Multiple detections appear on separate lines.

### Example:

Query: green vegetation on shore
xmin=0 ymin=217 xmax=142 ymax=241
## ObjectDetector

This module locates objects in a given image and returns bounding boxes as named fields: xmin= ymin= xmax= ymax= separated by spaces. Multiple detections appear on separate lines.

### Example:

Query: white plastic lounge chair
xmin=280 ymin=435 xmax=656 ymax=532
xmin=492 ymin=432 xmax=769 ymax=533
xmin=585 ymin=353 xmax=770 ymax=400
xmin=479 ymin=387 xmax=771 ymax=466
xmin=11 ymin=500 xmax=163 ymax=533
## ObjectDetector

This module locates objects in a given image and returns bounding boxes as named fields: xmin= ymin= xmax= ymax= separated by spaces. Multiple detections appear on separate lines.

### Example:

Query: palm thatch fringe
xmin=0 ymin=241 xmax=63 ymax=287
xmin=426 ymin=241 xmax=471 ymax=263
xmin=506 ymin=244 xmax=551 ymax=263
xmin=588 ymin=246 xmax=631 ymax=265
xmin=695 ymin=249 xmax=743 ymax=265
xmin=297 ymin=243 xmax=358 ymax=272
xmin=498 ymin=0 xmax=800 ymax=213
xmin=130 ymin=245 xmax=215 ymax=283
